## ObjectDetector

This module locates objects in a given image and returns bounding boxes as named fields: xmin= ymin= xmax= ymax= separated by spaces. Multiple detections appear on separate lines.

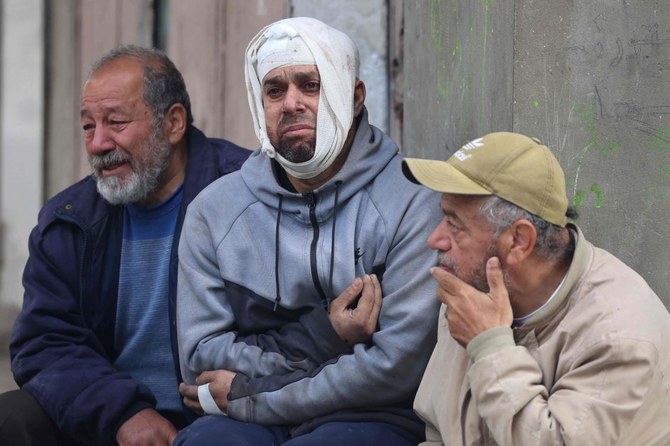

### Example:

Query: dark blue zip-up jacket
xmin=9 ymin=126 xmax=249 ymax=444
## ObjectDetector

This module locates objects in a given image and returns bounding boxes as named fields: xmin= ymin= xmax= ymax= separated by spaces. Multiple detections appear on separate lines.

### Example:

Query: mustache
xmin=89 ymin=149 xmax=133 ymax=171
xmin=436 ymin=252 xmax=456 ymax=270
xmin=278 ymin=116 xmax=313 ymax=131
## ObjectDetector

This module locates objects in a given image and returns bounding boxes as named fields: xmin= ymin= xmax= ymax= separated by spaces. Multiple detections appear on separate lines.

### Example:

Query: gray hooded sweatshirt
xmin=177 ymin=111 xmax=442 ymax=436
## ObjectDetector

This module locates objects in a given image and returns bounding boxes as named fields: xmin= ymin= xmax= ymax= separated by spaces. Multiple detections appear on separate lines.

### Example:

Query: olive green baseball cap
xmin=402 ymin=132 xmax=569 ymax=227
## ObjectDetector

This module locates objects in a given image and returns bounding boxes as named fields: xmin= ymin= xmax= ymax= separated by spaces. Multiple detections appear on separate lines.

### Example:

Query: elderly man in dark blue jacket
xmin=0 ymin=45 xmax=249 ymax=445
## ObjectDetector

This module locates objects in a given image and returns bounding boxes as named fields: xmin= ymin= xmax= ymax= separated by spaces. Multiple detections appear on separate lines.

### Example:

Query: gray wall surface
xmin=292 ymin=0 xmax=389 ymax=132
xmin=404 ymin=0 xmax=670 ymax=308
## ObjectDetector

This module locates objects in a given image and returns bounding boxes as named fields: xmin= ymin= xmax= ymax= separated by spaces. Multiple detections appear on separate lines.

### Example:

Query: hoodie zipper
xmin=305 ymin=192 xmax=328 ymax=307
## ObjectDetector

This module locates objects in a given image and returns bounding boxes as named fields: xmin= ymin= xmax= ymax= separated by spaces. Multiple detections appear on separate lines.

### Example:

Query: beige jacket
xmin=414 ymin=225 xmax=670 ymax=445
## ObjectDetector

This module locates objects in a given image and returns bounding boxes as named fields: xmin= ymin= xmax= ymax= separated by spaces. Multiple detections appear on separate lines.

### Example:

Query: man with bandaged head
xmin=175 ymin=17 xmax=441 ymax=445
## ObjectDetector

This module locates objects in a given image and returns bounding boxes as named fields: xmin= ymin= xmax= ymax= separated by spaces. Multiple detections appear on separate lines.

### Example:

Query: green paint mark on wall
xmin=649 ymin=127 xmax=670 ymax=151
xmin=568 ymin=101 xmax=622 ymax=201
xmin=480 ymin=0 xmax=490 ymax=133
xmin=573 ymin=184 xmax=604 ymax=209
xmin=430 ymin=0 xmax=444 ymax=52
xmin=573 ymin=190 xmax=586 ymax=210
xmin=452 ymin=41 xmax=462 ymax=62
xmin=430 ymin=0 xmax=450 ymax=98
xmin=590 ymin=182 xmax=604 ymax=208
xmin=661 ymin=162 xmax=670 ymax=177
xmin=600 ymin=141 xmax=621 ymax=155
xmin=533 ymin=100 xmax=540 ymax=107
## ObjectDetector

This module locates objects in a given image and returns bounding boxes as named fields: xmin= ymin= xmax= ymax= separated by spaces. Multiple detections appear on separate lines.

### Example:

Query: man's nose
xmin=427 ymin=221 xmax=452 ymax=251
xmin=86 ymin=125 xmax=115 ymax=156
xmin=282 ymin=85 xmax=305 ymax=114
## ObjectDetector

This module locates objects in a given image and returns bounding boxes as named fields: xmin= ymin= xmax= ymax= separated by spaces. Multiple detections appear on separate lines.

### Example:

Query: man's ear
xmin=353 ymin=80 xmax=366 ymax=117
xmin=500 ymin=219 xmax=537 ymax=266
xmin=163 ymin=103 xmax=187 ymax=145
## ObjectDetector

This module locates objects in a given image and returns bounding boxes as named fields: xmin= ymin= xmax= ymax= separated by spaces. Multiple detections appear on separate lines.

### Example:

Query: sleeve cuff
xmin=466 ymin=326 xmax=515 ymax=362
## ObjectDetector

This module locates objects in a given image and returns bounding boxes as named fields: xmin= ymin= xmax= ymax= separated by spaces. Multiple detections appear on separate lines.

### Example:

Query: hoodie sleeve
xmin=233 ymin=306 xmax=353 ymax=367
xmin=177 ymin=198 xmax=351 ymax=384
xmin=223 ymin=187 xmax=442 ymax=424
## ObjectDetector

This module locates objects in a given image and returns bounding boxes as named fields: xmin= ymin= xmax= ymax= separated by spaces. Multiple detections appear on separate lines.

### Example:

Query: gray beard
xmin=437 ymin=243 xmax=500 ymax=293
xmin=90 ymin=124 xmax=171 ymax=205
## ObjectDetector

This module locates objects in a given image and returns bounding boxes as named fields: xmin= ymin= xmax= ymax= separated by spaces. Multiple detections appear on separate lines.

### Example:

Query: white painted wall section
xmin=0 ymin=0 xmax=44 ymax=307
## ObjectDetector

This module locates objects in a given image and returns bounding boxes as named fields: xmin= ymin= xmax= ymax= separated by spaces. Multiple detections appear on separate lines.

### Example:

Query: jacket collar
xmin=514 ymin=224 xmax=592 ymax=336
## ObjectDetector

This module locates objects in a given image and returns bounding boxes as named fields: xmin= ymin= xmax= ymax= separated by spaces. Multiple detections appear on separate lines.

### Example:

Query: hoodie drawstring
xmin=326 ymin=181 xmax=342 ymax=312
xmin=273 ymin=193 xmax=284 ymax=311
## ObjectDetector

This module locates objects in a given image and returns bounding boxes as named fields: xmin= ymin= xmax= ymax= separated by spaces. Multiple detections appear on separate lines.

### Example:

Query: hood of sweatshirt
xmin=239 ymin=109 xmax=398 ymax=225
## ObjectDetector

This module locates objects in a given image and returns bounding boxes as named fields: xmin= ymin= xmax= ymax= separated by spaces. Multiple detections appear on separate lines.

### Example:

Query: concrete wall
xmin=292 ymin=0 xmax=390 ymax=133
xmin=403 ymin=0 xmax=670 ymax=308
xmin=167 ymin=0 xmax=289 ymax=150
xmin=3 ymin=0 xmax=667 ymax=312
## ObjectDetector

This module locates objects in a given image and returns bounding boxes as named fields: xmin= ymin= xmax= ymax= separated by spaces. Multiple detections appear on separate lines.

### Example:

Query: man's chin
xmin=96 ymin=176 xmax=143 ymax=205
xmin=276 ymin=141 xmax=315 ymax=164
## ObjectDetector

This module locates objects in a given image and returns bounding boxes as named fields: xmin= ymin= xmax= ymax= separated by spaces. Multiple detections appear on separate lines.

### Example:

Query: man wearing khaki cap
xmin=403 ymin=132 xmax=670 ymax=446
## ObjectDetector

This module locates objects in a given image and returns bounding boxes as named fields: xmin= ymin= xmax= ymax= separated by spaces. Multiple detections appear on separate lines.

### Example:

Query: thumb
xmin=486 ymin=257 xmax=507 ymax=300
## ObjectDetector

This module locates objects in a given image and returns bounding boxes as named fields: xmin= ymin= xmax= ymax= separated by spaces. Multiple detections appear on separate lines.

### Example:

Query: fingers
xmin=486 ymin=256 xmax=513 ymax=326
xmin=366 ymin=275 xmax=382 ymax=326
xmin=485 ymin=257 xmax=506 ymax=300
xmin=356 ymin=274 xmax=378 ymax=312
xmin=430 ymin=267 xmax=467 ymax=295
xmin=179 ymin=383 xmax=202 ymax=413
xmin=331 ymin=277 xmax=364 ymax=311
xmin=179 ymin=382 xmax=198 ymax=399
xmin=431 ymin=267 xmax=465 ymax=306
xmin=183 ymin=397 xmax=202 ymax=414
xmin=327 ymin=274 xmax=382 ymax=346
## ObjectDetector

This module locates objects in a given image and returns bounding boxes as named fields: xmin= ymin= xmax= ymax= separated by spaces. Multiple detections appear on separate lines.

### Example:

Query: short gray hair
xmin=479 ymin=196 xmax=576 ymax=261
xmin=89 ymin=45 xmax=193 ymax=126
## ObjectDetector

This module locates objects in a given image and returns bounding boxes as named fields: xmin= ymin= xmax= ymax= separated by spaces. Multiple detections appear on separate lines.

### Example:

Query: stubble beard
xmin=90 ymin=121 xmax=172 ymax=205
xmin=276 ymin=137 xmax=316 ymax=163
xmin=274 ymin=115 xmax=316 ymax=163
xmin=437 ymin=243 xmax=501 ymax=293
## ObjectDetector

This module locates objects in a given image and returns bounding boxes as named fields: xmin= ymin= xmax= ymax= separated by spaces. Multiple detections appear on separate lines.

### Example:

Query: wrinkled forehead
xmin=261 ymin=64 xmax=320 ymax=87
xmin=81 ymin=58 xmax=145 ymax=108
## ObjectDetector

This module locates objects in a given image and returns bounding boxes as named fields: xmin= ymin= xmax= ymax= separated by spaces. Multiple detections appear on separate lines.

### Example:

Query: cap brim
xmin=402 ymin=158 xmax=492 ymax=195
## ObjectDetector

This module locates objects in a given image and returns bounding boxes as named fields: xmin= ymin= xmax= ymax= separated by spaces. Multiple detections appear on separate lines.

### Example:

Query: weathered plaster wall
xmin=404 ymin=0 xmax=670 ymax=307
xmin=292 ymin=0 xmax=389 ymax=132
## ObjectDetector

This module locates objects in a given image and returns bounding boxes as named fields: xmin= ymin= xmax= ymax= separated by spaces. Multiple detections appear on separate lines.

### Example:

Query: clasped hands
xmin=431 ymin=257 xmax=513 ymax=347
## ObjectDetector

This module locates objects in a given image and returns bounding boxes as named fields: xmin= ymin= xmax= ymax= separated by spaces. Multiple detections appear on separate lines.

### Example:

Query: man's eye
xmin=266 ymin=88 xmax=283 ymax=98
xmin=304 ymin=81 xmax=320 ymax=91
xmin=110 ymin=120 xmax=128 ymax=127
xmin=447 ymin=220 xmax=460 ymax=233
xmin=82 ymin=123 xmax=94 ymax=132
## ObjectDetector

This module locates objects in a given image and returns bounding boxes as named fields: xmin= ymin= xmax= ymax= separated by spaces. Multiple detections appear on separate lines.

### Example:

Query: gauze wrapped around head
xmin=245 ymin=17 xmax=359 ymax=179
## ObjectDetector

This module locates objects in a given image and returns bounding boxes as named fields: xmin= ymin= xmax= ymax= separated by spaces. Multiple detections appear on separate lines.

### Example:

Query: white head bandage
xmin=245 ymin=17 xmax=360 ymax=179
xmin=256 ymin=25 xmax=314 ymax=82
